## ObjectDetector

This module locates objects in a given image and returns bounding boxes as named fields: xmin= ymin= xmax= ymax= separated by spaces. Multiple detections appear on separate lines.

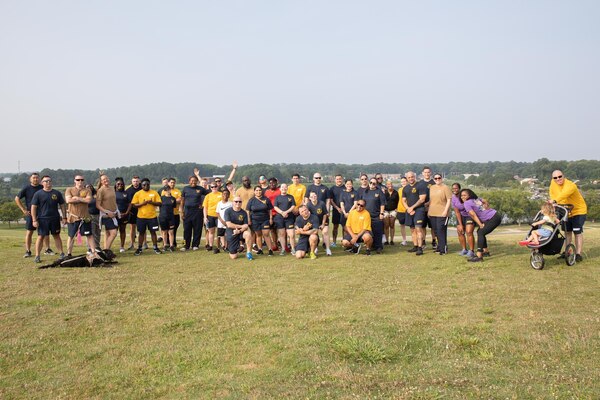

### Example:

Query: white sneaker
xmin=382 ymin=234 xmax=387 ymax=243
xmin=401 ymin=240 xmax=407 ymax=246
xmin=326 ymin=249 xmax=332 ymax=256
xmin=314 ymin=248 xmax=318 ymax=255
xmin=192 ymin=247 xmax=199 ymax=251
xmin=142 ymin=243 xmax=148 ymax=250
xmin=119 ymin=247 xmax=125 ymax=253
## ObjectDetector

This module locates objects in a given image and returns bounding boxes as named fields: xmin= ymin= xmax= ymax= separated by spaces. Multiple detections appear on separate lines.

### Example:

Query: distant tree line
xmin=6 ymin=158 xmax=600 ymax=189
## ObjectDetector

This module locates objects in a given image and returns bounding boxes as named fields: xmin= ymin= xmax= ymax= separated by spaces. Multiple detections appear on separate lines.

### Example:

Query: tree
xmin=0 ymin=202 xmax=22 ymax=228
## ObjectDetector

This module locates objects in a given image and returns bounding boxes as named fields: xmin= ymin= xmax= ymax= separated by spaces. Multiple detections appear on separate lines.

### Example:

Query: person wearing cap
xmin=549 ymin=170 xmax=587 ymax=262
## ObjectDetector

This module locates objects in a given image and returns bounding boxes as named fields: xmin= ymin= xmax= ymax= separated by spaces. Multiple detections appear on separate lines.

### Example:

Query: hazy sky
xmin=1 ymin=1 xmax=599 ymax=173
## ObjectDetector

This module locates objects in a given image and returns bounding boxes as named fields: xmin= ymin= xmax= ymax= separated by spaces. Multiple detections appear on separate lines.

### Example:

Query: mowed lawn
xmin=1 ymin=225 xmax=599 ymax=399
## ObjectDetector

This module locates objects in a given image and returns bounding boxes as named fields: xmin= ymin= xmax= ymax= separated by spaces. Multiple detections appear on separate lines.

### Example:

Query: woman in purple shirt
xmin=460 ymin=189 xmax=502 ymax=262
xmin=451 ymin=183 xmax=475 ymax=257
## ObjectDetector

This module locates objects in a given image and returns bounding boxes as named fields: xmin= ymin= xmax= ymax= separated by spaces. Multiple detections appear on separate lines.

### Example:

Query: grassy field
xmin=1 ymin=224 xmax=599 ymax=399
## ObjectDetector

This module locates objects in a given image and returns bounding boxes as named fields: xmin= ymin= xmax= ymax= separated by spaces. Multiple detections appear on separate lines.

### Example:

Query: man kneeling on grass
xmin=225 ymin=196 xmax=254 ymax=260
xmin=342 ymin=200 xmax=373 ymax=256
xmin=294 ymin=205 xmax=320 ymax=259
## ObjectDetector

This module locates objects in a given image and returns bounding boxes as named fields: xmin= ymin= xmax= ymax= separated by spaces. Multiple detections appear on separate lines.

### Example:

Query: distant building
xmin=463 ymin=173 xmax=479 ymax=180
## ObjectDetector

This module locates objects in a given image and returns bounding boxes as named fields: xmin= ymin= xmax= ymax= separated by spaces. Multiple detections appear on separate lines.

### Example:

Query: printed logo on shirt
xmin=51 ymin=194 xmax=58 ymax=200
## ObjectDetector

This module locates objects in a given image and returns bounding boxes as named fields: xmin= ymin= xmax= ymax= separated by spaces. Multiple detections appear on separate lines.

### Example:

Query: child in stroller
xmin=519 ymin=203 xmax=560 ymax=246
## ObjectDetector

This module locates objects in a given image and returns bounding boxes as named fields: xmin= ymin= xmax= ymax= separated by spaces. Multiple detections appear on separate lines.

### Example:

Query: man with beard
xmin=235 ymin=176 xmax=254 ymax=210
xmin=131 ymin=178 xmax=162 ymax=255
xmin=125 ymin=176 xmax=142 ymax=249
xmin=329 ymin=174 xmax=345 ymax=247
xmin=15 ymin=172 xmax=50 ymax=257
xmin=64 ymin=175 xmax=96 ymax=256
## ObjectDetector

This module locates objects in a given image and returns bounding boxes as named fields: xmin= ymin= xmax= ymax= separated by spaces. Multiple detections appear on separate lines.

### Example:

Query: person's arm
xmin=442 ymin=198 xmax=452 ymax=218
xmin=194 ymin=167 xmax=202 ymax=182
xmin=227 ymin=161 xmax=238 ymax=182
xmin=60 ymin=203 xmax=68 ymax=223
xmin=15 ymin=196 xmax=29 ymax=216
xmin=31 ymin=204 xmax=39 ymax=227
xmin=453 ymin=207 xmax=464 ymax=234
xmin=402 ymin=196 xmax=411 ymax=213
xmin=468 ymin=210 xmax=483 ymax=228
xmin=65 ymin=189 xmax=76 ymax=204
xmin=179 ymin=195 xmax=185 ymax=215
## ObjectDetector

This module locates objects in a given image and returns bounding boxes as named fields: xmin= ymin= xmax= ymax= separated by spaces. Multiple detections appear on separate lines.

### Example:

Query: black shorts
xmin=251 ymin=218 xmax=271 ymax=232
xmin=565 ymin=214 xmax=586 ymax=234
xmin=274 ymin=214 xmax=295 ymax=230
xmin=101 ymin=216 xmax=118 ymax=230
xmin=331 ymin=208 xmax=341 ymax=225
xmin=128 ymin=212 xmax=138 ymax=224
xmin=226 ymin=231 xmax=241 ymax=253
xmin=396 ymin=212 xmax=406 ymax=225
xmin=137 ymin=217 xmax=160 ymax=234
xmin=68 ymin=221 xmax=92 ymax=237
xmin=159 ymin=216 xmax=175 ymax=230
xmin=206 ymin=216 xmax=218 ymax=229
xmin=217 ymin=227 xmax=226 ymax=237
xmin=462 ymin=214 xmax=474 ymax=225
xmin=343 ymin=231 xmax=370 ymax=243
xmin=117 ymin=216 xmax=129 ymax=227
xmin=37 ymin=217 xmax=61 ymax=236
xmin=296 ymin=234 xmax=319 ymax=252
xmin=405 ymin=208 xmax=426 ymax=228
xmin=25 ymin=215 xmax=35 ymax=231
xmin=423 ymin=214 xmax=432 ymax=228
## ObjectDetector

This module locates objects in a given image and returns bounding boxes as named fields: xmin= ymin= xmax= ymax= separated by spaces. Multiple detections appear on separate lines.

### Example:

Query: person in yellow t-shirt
xmin=131 ymin=178 xmax=162 ymax=255
xmin=288 ymin=173 xmax=307 ymax=214
xmin=342 ymin=201 xmax=373 ymax=255
xmin=395 ymin=176 xmax=408 ymax=245
xmin=203 ymin=183 xmax=223 ymax=253
xmin=549 ymin=170 xmax=587 ymax=262
xmin=162 ymin=178 xmax=182 ymax=248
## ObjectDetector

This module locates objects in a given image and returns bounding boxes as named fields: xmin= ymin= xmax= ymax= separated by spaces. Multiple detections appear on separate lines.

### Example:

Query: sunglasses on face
xmin=314 ymin=177 xmax=322 ymax=180
xmin=553 ymin=175 xmax=563 ymax=180
xmin=357 ymin=204 xmax=365 ymax=208
xmin=369 ymin=182 xmax=377 ymax=185
xmin=210 ymin=186 xmax=217 ymax=188
xmin=234 ymin=200 xmax=242 ymax=203
xmin=75 ymin=178 xmax=84 ymax=181
xmin=434 ymin=177 xmax=442 ymax=180
xmin=42 ymin=180 xmax=51 ymax=183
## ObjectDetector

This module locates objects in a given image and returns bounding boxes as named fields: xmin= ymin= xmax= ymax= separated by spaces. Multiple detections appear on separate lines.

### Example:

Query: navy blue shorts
xmin=226 ymin=231 xmax=241 ymax=253
xmin=343 ymin=231 xmax=370 ymax=243
xmin=101 ymin=217 xmax=118 ymax=230
xmin=118 ymin=216 xmax=129 ymax=226
xmin=206 ymin=216 xmax=218 ymax=229
xmin=37 ymin=217 xmax=61 ymax=236
xmin=405 ymin=208 xmax=426 ymax=228
xmin=159 ymin=216 xmax=175 ymax=231
xmin=274 ymin=214 xmax=295 ymax=230
xmin=396 ymin=212 xmax=406 ymax=225
xmin=251 ymin=218 xmax=271 ymax=232
xmin=461 ymin=214 xmax=474 ymax=225
xmin=68 ymin=221 xmax=92 ymax=237
xmin=331 ymin=208 xmax=341 ymax=225
xmin=296 ymin=234 xmax=319 ymax=252
xmin=565 ymin=214 xmax=586 ymax=234
xmin=25 ymin=215 xmax=35 ymax=231
xmin=137 ymin=217 xmax=159 ymax=234
xmin=217 ymin=227 xmax=226 ymax=237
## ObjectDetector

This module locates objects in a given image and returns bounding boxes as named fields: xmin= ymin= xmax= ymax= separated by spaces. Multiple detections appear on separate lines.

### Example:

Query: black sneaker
xmin=482 ymin=251 xmax=491 ymax=257
xmin=257 ymin=249 xmax=264 ymax=255
xmin=376 ymin=249 xmax=382 ymax=254
xmin=365 ymin=248 xmax=371 ymax=256
xmin=44 ymin=248 xmax=55 ymax=255
xmin=268 ymin=249 xmax=274 ymax=256
xmin=354 ymin=244 xmax=362 ymax=254
xmin=575 ymin=254 xmax=583 ymax=262
xmin=384 ymin=241 xmax=389 ymax=245
xmin=432 ymin=239 xmax=437 ymax=248
xmin=415 ymin=247 xmax=423 ymax=256
xmin=205 ymin=244 xmax=211 ymax=250
xmin=407 ymin=246 xmax=418 ymax=253
xmin=34 ymin=256 xmax=41 ymax=263
xmin=154 ymin=247 xmax=162 ymax=254
xmin=213 ymin=248 xmax=220 ymax=254
xmin=23 ymin=250 xmax=32 ymax=258
xmin=169 ymin=246 xmax=175 ymax=252
xmin=468 ymin=256 xmax=483 ymax=262
xmin=134 ymin=248 xmax=143 ymax=256
xmin=557 ymin=253 xmax=566 ymax=259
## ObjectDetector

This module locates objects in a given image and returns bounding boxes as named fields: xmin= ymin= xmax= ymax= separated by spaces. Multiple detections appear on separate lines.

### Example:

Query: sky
xmin=1 ymin=0 xmax=599 ymax=173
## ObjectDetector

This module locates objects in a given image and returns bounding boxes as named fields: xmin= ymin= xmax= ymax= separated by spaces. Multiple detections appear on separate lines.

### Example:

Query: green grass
xmin=1 ymin=224 xmax=599 ymax=399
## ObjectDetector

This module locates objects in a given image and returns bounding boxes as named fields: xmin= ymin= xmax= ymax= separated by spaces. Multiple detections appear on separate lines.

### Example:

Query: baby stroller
xmin=523 ymin=204 xmax=576 ymax=270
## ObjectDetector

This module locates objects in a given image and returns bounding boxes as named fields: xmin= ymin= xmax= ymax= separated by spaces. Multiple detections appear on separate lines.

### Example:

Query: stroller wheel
xmin=530 ymin=252 xmax=544 ymax=270
xmin=565 ymin=243 xmax=576 ymax=266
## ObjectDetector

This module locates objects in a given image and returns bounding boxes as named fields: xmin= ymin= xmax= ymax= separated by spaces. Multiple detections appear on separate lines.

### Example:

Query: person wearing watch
xmin=358 ymin=178 xmax=387 ymax=254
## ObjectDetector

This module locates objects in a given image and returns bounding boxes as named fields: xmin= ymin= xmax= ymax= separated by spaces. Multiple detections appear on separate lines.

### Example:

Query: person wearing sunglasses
xmin=549 ymin=170 xmax=587 ymax=262
xmin=131 ymin=178 xmax=162 ymax=255
xmin=401 ymin=171 xmax=427 ymax=256
xmin=203 ymin=182 xmax=223 ymax=253
xmin=358 ymin=179 xmax=387 ymax=253
xmin=427 ymin=174 xmax=452 ymax=255
xmin=30 ymin=176 xmax=67 ymax=263
xmin=96 ymin=174 xmax=119 ymax=251
xmin=342 ymin=201 xmax=373 ymax=255
xmin=305 ymin=173 xmax=331 ymax=208
xmin=225 ymin=196 xmax=254 ymax=260
xmin=65 ymin=175 xmax=96 ymax=257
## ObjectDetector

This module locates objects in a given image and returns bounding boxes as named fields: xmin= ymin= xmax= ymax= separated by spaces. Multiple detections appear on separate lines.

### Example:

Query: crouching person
xmin=294 ymin=205 xmax=320 ymax=259
xmin=225 ymin=196 xmax=254 ymax=260
xmin=342 ymin=200 xmax=373 ymax=255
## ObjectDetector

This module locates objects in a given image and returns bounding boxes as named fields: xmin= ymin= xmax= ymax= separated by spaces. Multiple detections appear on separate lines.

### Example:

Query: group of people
xmin=15 ymin=165 xmax=587 ymax=263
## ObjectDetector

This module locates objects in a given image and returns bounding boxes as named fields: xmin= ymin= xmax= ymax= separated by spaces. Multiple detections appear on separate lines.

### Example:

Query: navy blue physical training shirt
xmin=307 ymin=200 xmax=328 ymax=224
xmin=246 ymin=196 xmax=272 ymax=221
xmin=417 ymin=179 xmax=434 ymax=203
xmin=305 ymin=184 xmax=330 ymax=203
xmin=359 ymin=189 xmax=386 ymax=218
xmin=225 ymin=208 xmax=248 ymax=233
xmin=330 ymin=184 xmax=345 ymax=206
xmin=115 ymin=190 xmax=131 ymax=213
xmin=181 ymin=186 xmax=209 ymax=209
xmin=274 ymin=194 xmax=296 ymax=213
xmin=17 ymin=184 xmax=43 ymax=210
xmin=31 ymin=189 xmax=65 ymax=219
xmin=340 ymin=190 xmax=358 ymax=213
xmin=402 ymin=183 xmax=426 ymax=208
xmin=160 ymin=196 xmax=176 ymax=219
xmin=294 ymin=214 xmax=320 ymax=231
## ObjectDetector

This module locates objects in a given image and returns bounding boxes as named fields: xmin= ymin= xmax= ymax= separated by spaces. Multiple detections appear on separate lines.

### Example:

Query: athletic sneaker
xmin=382 ymin=235 xmax=387 ymax=243
xmin=246 ymin=252 xmax=254 ymax=260
xmin=575 ymin=254 xmax=583 ymax=262
xmin=134 ymin=248 xmax=143 ymax=256
xmin=468 ymin=256 xmax=483 ymax=262
xmin=365 ymin=249 xmax=371 ymax=256
xmin=34 ymin=256 xmax=41 ymax=263
xmin=169 ymin=246 xmax=175 ymax=252
xmin=415 ymin=247 xmax=423 ymax=256
xmin=58 ymin=253 xmax=66 ymax=260
xmin=331 ymin=242 xmax=337 ymax=248
xmin=44 ymin=248 xmax=55 ymax=255
xmin=279 ymin=250 xmax=286 ymax=256
xmin=458 ymin=249 xmax=468 ymax=256
xmin=192 ymin=247 xmax=199 ymax=251
xmin=310 ymin=252 xmax=317 ymax=260
xmin=355 ymin=244 xmax=362 ymax=254
xmin=384 ymin=241 xmax=389 ymax=245
xmin=268 ymin=249 xmax=274 ymax=256
xmin=326 ymin=249 xmax=332 ymax=256
xmin=465 ymin=250 xmax=475 ymax=258
xmin=206 ymin=246 xmax=213 ymax=252
xmin=142 ymin=243 xmax=148 ymax=250
xmin=180 ymin=247 xmax=188 ymax=252
xmin=154 ymin=247 xmax=161 ymax=254
xmin=257 ymin=249 xmax=264 ymax=255
xmin=407 ymin=246 xmax=418 ymax=253
xmin=126 ymin=245 xmax=134 ymax=251
xmin=314 ymin=248 xmax=318 ymax=256
xmin=432 ymin=239 xmax=437 ymax=248
xmin=401 ymin=241 xmax=407 ymax=246
xmin=390 ymin=241 xmax=395 ymax=245
xmin=291 ymin=249 xmax=296 ymax=256
xmin=23 ymin=250 xmax=32 ymax=258
xmin=213 ymin=248 xmax=220 ymax=254
xmin=557 ymin=253 xmax=566 ymax=259
xmin=483 ymin=251 xmax=491 ymax=257
xmin=119 ymin=247 xmax=125 ymax=253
